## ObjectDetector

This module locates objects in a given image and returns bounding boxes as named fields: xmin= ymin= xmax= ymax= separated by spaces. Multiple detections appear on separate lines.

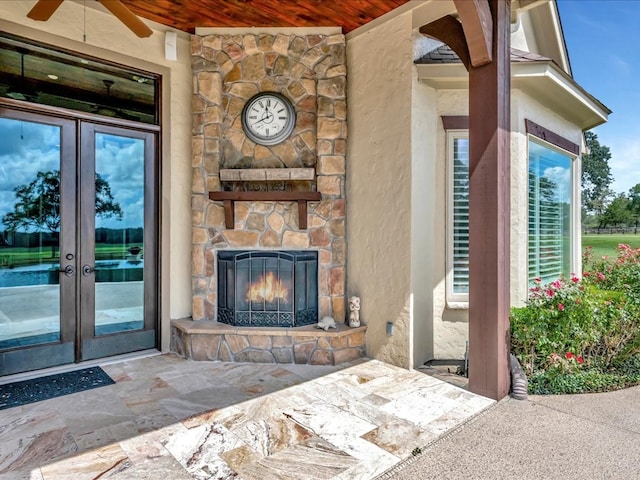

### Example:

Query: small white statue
xmin=348 ymin=296 xmax=361 ymax=328
xmin=316 ymin=316 xmax=337 ymax=331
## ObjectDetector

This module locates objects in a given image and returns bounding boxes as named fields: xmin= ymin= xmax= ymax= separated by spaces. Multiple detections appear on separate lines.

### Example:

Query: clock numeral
xmin=278 ymin=116 xmax=286 ymax=120
xmin=266 ymin=128 xmax=270 ymax=136
xmin=258 ymin=101 xmax=264 ymax=108
xmin=267 ymin=99 xmax=271 ymax=107
xmin=249 ymin=115 xmax=257 ymax=119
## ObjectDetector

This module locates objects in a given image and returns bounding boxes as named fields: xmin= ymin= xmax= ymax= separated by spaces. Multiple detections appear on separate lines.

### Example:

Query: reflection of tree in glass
xmin=2 ymin=169 xmax=122 ymax=234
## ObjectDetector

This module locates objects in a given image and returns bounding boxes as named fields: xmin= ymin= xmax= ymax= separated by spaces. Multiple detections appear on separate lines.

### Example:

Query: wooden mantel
xmin=208 ymin=191 xmax=322 ymax=230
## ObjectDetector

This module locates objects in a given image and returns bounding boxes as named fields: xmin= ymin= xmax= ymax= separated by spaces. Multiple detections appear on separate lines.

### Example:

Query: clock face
xmin=241 ymin=92 xmax=296 ymax=146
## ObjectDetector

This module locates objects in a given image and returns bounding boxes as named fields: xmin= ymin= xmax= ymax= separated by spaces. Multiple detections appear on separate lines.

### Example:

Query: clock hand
xmin=252 ymin=110 xmax=274 ymax=127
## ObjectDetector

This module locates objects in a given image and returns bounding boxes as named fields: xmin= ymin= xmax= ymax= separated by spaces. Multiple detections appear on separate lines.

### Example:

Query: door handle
xmin=58 ymin=265 xmax=74 ymax=277
xmin=82 ymin=265 xmax=95 ymax=276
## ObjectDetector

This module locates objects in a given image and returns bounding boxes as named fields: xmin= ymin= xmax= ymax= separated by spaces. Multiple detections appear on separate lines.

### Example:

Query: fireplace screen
xmin=217 ymin=250 xmax=318 ymax=327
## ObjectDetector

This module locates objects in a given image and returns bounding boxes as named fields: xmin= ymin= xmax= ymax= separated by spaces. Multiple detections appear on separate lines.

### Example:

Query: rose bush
xmin=510 ymin=244 xmax=640 ymax=394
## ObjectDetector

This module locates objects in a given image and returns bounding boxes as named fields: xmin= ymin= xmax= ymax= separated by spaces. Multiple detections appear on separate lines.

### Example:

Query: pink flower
xmin=546 ymin=289 xmax=555 ymax=297
xmin=597 ymin=272 xmax=606 ymax=281
xmin=577 ymin=356 xmax=584 ymax=364
xmin=552 ymin=280 xmax=562 ymax=289
xmin=571 ymin=275 xmax=580 ymax=283
xmin=557 ymin=303 xmax=565 ymax=311
xmin=565 ymin=352 xmax=574 ymax=359
xmin=534 ymin=277 xmax=542 ymax=284
xmin=583 ymin=272 xmax=591 ymax=277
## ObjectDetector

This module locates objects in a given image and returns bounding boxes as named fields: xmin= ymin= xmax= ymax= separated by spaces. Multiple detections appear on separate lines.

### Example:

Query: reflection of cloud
xmin=543 ymin=166 xmax=571 ymax=202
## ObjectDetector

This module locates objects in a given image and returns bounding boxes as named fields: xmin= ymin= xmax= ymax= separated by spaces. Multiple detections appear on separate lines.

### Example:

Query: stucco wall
xmin=347 ymin=12 xmax=414 ymax=368
xmin=430 ymin=87 xmax=585 ymax=360
xmin=0 ymin=1 xmax=193 ymax=351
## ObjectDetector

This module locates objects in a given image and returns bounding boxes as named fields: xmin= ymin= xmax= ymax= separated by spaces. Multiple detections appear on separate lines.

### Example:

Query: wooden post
xmin=467 ymin=0 xmax=511 ymax=400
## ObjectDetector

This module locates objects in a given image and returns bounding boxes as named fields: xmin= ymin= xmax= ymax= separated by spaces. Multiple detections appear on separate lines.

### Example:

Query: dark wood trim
xmin=209 ymin=191 xmax=322 ymax=230
xmin=420 ymin=16 xmax=471 ymax=71
xmin=453 ymin=0 xmax=493 ymax=67
xmin=525 ymin=119 xmax=580 ymax=156
xmin=441 ymin=115 xmax=469 ymax=130
xmin=467 ymin=0 xmax=511 ymax=401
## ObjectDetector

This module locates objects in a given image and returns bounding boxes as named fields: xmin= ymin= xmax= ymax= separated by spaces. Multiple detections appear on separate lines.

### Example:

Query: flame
xmin=246 ymin=272 xmax=289 ymax=303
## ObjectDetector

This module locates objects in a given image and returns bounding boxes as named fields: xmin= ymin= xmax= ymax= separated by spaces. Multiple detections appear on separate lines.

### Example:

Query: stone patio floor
xmin=0 ymin=353 xmax=494 ymax=479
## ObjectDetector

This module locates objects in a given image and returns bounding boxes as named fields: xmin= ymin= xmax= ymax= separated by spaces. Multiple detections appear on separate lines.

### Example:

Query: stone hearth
xmin=171 ymin=319 xmax=366 ymax=365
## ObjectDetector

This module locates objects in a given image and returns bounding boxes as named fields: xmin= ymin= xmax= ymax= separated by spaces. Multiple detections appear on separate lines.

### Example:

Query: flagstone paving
xmin=0 ymin=354 xmax=493 ymax=479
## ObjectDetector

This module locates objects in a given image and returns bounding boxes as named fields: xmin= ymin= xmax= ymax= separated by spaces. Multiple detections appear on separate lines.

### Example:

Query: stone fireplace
xmin=172 ymin=31 xmax=365 ymax=365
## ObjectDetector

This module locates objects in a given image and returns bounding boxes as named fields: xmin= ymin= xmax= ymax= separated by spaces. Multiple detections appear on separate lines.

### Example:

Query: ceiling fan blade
xmin=27 ymin=0 xmax=65 ymax=21
xmin=97 ymin=0 xmax=153 ymax=38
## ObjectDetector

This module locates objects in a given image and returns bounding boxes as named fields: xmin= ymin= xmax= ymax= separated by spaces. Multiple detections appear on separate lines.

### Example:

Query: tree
xmin=600 ymin=194 xmax=633 ymax=229
xmin=581 ymin=131 xmax=613 ymax=222
xmin=628 ymin=184 xmax=640 ymax=227
xmin=2 ymin=170 xmax=122 ymax=255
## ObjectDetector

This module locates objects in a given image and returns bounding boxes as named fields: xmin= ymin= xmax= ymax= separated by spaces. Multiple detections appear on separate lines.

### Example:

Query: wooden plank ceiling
xmin=120 ymin=0 xmax=411 ymax=34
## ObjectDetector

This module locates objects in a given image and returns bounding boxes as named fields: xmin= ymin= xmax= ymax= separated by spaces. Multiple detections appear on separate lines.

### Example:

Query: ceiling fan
xmin=27 ymin=0 xmax=153 ymax=38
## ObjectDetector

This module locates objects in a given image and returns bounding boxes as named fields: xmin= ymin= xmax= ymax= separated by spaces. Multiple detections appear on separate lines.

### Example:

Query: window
xmin=528 ymin=139 xmax=573 ymax=284
xmin=446 ymin=132 xmax=469 ymax=304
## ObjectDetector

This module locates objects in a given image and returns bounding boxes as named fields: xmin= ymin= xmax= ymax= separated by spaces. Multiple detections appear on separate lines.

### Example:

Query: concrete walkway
xmin=378 ymin=385 xmax=640 ymax=479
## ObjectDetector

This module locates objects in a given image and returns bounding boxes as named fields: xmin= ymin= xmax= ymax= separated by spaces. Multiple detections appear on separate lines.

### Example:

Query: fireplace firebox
xmin=217 ymin=250 xmax=318 ymax=327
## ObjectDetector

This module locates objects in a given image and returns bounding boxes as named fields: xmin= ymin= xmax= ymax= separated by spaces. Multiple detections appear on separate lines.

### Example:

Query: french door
xmin=0 ymin=109 xmax=158 ymax=376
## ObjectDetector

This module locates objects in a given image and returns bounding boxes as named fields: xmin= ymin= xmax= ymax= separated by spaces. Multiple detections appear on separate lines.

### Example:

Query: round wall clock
xmin=241 ymin=92 xmax=296 ymax=146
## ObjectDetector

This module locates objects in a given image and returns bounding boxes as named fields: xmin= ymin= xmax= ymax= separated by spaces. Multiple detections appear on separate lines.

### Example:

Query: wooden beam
xmin=467 ymin=0 xmax=511 ymax=401
xmin=453 ymin=0 xmax=493 ymax=67
xmin=420 ymin=15 xmax=471 ymax=71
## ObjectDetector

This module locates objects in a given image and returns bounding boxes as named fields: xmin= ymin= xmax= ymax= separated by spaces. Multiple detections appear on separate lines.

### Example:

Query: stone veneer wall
xmin=191 ymin=32 xmax=348 ymax=324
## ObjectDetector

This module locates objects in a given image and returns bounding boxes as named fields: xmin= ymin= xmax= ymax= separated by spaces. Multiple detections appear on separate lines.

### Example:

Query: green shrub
xmin=511 ymin=243 xmax=640 ymax=394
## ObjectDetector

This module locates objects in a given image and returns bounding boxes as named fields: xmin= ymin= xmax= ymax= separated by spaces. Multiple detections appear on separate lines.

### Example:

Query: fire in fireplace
xmin=217 ymin=250 xmax=318 ymax=327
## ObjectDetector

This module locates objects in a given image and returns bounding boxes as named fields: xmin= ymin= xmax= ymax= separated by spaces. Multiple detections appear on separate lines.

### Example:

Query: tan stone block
xmin=205 ymin=248 xmax=215 ymax=277
xmin=328 ymin=218 xmax=345 ymax=237
xmin=225 ymin=63 xmax=242 ymax=83
xmin=288 ymin=36 xmax=306 ymax=59
xmin=309 ymin=228 xmax=331 ymax=247
xmin=317 ymin=97 xmax=333 ymax=117
xmin=257 ymin=34 xmax=273 ymax=51
xmin=193 ymin=94 xmax=206 ymax=114
xmin=297 ymin=95 xmax=316 ymax=113
xmin=227 ymin=97 xmax=246 ymax=118
xmin=289 ymin=168 xmax=315 ymax=180
xmin=192 ymin=193 xmax=207 ymax=211
xmin=319 ymin=156 xmax=345 ymax=175
xmin=332 ymin=238 xmax=346 ymax=265
xmin=332 ymin=198 xmax=346 ymax=219
xmin=332 ymin=296 xmax=346 ymax=324
xmin=287 ymin=81 xmax=306 ymax=100
xmin=272 ymin=34 xmax=290 ymax=55
xmin=314 ymin=200 xmax=332 ymax=219
xmin=226 ymin=129 xmax=246 ymax=154
xmin=192 ymin=245 xmax=205 ymax=276
xmin=202 ymin=35 xmax=222 ymax=50
xmin=192 ymin=168 xmax=205 ymax=194
xmin=218 ymin=340 xmax=232 ymax=361
xmin=335 ymin=101 xmax=347 ymax=120
xmin=348 ymin=331 xmax=366 ymax=347
xmin=317 ymin=337 xmax=332 ymax=350
xmin=192 ymin=227 xmax=209 ymax=244
xmin=334 ymin=139 xmax=346 ymax=156
xmin=317 ymin=176 xmax=341 ymax=196
xmin=260 ymin=77 xmax=278 ymax=92
xmin=254 ymin=145 xmax=273 ymax=161
xmin=327 ymin=34 xmax=344 ymax=46
xmin=224 ymin=41 xmax=245 ymax=62
xmin=329 ymin=267 xmax=345 ymax=296
xmin=310 ymin=350 xmax=333 ymax=366
xmin=229 ymin=82 xmax=259 ymax=99
xmin=224 ymin=230 xmax=259 ymax=247
xmin=243 ymin=35 xmax=259 ymax=55
xmin=273 ymin=336 xmax=293 ymax=347
xmin=282 ymin=231 xmax=310 ymax=248
xmin=317 ymin=77 xmax=346 ymax=99
xmin=293 ymin=342 xmax=315 ymax=364
xmin=203 ymin=123 xmax=221 ymax=139
xmin=318 ymin=268 xmax=329 ymax=296
xmin=329 ymin=335 xmax=348 ymax=349
xmin=205 ymin=204 xmax=226 ymax=228
xmin=192 ymin=137 xmax=204 ymax=167
xmin=226 ymin=334 xmax=250 ymax=353
xmin=242 ymin=53 xmax=266 ymax=81
xmin=267 ymin=212 xmax=285 ymax=233
xmin=296 ymin=112 xmax=315 ymax=132
xmin=317 ymin=117 xmax=342 ymax=139
xmin=327 ymin=65 xmax=347 ymax=78
xmin=319 ymin=249 xmax=332 ymax=266
xmin=206 ymin=176 xmax=221 ymax=192
xmin=205 ymin=105 xmax=224 ymax=124
xmin=294 ymin=336 xmax=319 ymax=344
xmin=192 ymin=113 xmax=204 ymax=134
xmin=260 ymin=229 xmax=280 ymax=247
xmin=193 ymin=210 xmax=204 ymax=226
xmin=317 ymin=140 xmax=332 ymax=156
xmin=308 ymin=215 xmax=326 ymax=228
xmin=300 ymin=131 xmax=316 ymax=152
xmin=235 ymin=203 xmax=250 ymax=223
xmin=215 ymin=51 xmax=231 ymax=68
xmin=333 ymin=347 xmax=363 ymax=364
xmin=191 ymin=334 xmax=222 ymax=361
xmin=319 ymin=295 xmax=331 ymax=318
xmin=246 ymin=213 xmax=265 ymax=230
xmin=219 ymin=169 xmax=241 ymax=181
xmin=248 ymin=335 xmax=272 ymax=349
xmin=192 ymin=35 xmax=203 ymax=55
xmin=198 ymin=72 xmax=222 ymax=105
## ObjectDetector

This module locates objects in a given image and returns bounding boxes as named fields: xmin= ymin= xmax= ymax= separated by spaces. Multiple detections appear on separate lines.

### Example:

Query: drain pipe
xmin=509 ymin=353 xmax=528 ymax=400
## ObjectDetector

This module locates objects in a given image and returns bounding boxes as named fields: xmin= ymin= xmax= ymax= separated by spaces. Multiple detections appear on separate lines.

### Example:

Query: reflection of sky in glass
xmin=529 ymin=140 xmax=571 ymax=203
xmin=95 ymin=133 xmax=144 ymax=229
xmin=0 ymin=118 xmax=60 ymax=228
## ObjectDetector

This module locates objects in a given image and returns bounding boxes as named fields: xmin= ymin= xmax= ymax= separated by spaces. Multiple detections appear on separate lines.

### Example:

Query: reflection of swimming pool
xmin=0 ymin=260 xmax=143 ymax=288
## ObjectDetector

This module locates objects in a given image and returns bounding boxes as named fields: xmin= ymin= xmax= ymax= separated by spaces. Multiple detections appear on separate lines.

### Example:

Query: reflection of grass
xmin=582 ymin=234 xmax=640 ymax=260
xmin=0 ymin=244 xmax=142 ymax=268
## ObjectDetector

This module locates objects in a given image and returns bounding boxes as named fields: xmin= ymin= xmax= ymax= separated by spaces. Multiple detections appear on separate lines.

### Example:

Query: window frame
xmin=526 ymin=134 xmax=578 ymax=285
xmin=446 ymin=130 xmax=470 ymax=307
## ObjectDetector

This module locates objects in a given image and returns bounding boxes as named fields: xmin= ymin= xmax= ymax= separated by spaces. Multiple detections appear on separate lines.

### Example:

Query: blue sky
xmin=558 ymin=0 xmax=640 ymax=194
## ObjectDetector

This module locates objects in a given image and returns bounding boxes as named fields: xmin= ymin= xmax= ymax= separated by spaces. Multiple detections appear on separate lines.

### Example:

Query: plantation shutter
xmin=528 ymin=140 xmax=572 ymax=284
xmin=452 ymin=137 xmax=469 ymax=294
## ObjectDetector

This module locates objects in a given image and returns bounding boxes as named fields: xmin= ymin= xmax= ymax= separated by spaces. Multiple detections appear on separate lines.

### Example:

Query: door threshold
xmin=0 ymin=349 xmax=160 ymax=385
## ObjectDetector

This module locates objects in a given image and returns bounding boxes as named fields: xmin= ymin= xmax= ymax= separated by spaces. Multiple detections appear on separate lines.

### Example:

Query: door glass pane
xmin=0 ymin=118 xmax=61 ymax=348
xmin=94 ymin=133 xmax=144 ymax=335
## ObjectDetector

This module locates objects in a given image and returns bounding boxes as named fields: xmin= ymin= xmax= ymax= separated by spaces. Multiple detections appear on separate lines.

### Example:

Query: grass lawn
xmin=582 ymin=234 xmax=640 ymax=259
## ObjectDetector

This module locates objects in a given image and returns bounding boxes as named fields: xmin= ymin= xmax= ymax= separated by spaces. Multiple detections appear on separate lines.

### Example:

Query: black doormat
xmin=0 ymin=367 xmax=115 ymax=410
